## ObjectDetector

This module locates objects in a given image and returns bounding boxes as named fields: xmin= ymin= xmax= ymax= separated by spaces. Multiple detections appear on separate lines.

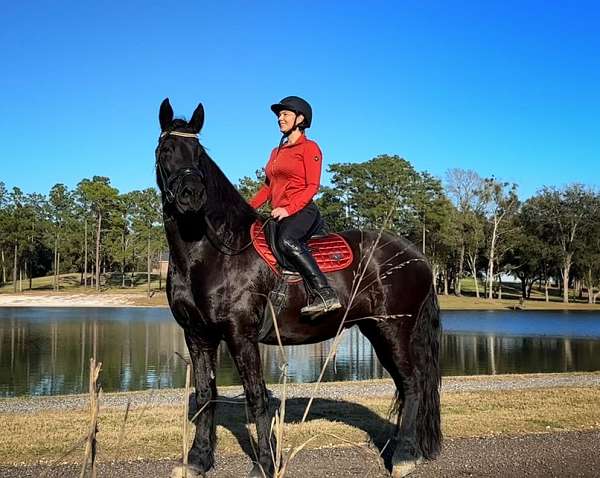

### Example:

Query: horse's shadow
xmin=190 ymin=393 xmax=398 ymax=471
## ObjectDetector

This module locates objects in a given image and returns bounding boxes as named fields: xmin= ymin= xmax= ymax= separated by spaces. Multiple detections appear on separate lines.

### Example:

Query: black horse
xmin=156 ymin=99 xmax=441 ymax=478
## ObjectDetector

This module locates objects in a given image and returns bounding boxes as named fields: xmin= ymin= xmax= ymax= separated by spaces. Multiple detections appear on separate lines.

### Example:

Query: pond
xmin=1 ymin=308 xmax=599 ymax=396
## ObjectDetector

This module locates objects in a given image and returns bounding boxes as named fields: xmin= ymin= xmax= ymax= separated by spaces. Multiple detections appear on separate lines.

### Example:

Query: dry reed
xmin=80 ymin=358 xmax=102 ymax=478
xmin=182 ymin=363 xmax=192 ymax=478
xmin=267 ymin=209 xmax=400 ymax=477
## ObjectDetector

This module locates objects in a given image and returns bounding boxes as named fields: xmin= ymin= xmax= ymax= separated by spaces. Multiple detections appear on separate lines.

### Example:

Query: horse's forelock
xmin=171 ymin=118 xmax=195 ymax=132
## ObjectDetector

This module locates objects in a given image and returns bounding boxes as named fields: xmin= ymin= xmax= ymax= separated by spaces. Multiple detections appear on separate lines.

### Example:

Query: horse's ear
xmin=189 ymin=103 xmax=205 ymax=133
xmin=159 ymin=98 xmax=174 ymax=131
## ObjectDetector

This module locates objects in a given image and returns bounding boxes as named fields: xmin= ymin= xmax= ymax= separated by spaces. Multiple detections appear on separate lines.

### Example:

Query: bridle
xmin=155 ymin=130 xmax=205 ymax=204
xmin=156 ymin=130 xmax=272 ymax=256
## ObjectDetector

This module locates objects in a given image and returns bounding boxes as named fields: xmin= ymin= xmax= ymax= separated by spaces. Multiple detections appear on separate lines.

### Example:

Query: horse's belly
xmin=259 ymin=311 xmax=353 ymax=346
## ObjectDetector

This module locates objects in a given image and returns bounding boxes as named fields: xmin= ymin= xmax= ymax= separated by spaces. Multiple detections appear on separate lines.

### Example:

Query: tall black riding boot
xmin=284 ymin=246 xmax=342 ymax=319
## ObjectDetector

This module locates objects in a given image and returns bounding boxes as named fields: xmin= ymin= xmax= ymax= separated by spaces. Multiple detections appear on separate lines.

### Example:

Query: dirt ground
xmin=2 ymin=429 xmax=598 ymax=478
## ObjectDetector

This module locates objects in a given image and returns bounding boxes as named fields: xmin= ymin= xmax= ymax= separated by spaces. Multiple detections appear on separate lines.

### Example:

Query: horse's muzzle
xmin=175 ymin=177 xmax=206 ymax=213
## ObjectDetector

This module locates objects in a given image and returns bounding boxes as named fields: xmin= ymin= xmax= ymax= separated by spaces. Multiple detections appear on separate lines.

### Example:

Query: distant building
xmin=153 ymin=252 xmax=169 ymax=276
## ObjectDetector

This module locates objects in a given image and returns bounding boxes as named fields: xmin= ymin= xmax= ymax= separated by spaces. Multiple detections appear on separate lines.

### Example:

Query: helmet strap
xmin=277 ymin=112 xmax=302 ymax=150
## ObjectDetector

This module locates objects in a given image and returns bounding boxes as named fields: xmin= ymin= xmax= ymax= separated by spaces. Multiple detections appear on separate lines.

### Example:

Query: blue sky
xmin=1 ymin=0 xmax=599 ymax=199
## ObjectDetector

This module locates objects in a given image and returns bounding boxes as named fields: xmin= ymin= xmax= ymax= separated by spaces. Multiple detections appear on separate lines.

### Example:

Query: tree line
xmin=0 ymin=177 xmax=165 ymax=294
xmin=2 ymin=155 xmax=600 ymax=303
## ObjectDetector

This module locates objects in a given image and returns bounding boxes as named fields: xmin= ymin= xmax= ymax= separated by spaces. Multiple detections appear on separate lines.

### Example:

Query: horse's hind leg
xmin=173 ymin=333 xmax=218 ymax=477
xmin=358 ymin=320 xmax=416 ymax=449
xmin=359 ymin=293 xmax=441 ymax=477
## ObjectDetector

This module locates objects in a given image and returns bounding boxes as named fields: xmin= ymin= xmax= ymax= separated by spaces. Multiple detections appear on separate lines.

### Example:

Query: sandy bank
xmin=0 ymin=292 xmax=168 ymax=308
xmin=2 ymin=291 xmax=600 ymax=310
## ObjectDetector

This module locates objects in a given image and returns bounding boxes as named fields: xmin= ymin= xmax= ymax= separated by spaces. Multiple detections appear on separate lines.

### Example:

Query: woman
xmin=249 ymin=96 xmax=342 ymax=318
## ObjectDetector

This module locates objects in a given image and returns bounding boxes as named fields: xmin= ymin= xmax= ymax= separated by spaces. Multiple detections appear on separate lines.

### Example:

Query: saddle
xmin=250 ymin=218 xmax=354 ymax=341
xmin=250 ymin=219 xmax=354 ymax=282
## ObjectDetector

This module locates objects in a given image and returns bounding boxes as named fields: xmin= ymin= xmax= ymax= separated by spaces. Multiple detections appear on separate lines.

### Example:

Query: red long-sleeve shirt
xmin=249 ymin=134 xmax=323 ymax=216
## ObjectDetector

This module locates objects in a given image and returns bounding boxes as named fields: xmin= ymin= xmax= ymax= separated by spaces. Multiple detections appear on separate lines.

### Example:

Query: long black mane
xmin=198 ymin=147 xmax=258 ymax=233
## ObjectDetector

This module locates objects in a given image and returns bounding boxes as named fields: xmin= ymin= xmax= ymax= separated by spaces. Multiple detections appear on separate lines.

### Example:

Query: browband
xmin=160 ymin=131 xmax=199 ymax=138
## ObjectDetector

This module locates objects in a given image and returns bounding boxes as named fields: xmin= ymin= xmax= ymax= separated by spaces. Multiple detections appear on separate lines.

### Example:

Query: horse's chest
xmin=168 ymin=295 xmax=223 ymax=331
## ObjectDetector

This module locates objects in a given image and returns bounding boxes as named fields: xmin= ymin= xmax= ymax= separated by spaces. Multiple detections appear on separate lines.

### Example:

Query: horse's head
xmin=155 ymin=98 xmax=207 ymax=215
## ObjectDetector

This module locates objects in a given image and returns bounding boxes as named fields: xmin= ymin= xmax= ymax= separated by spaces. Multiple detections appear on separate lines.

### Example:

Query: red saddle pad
xmin=250 ymin=221 xmax=354 ymax=277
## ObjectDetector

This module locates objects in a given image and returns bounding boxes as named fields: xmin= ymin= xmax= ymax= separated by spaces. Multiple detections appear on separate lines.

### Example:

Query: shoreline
xmin=1 ymin=291 xmax=599 ymax=310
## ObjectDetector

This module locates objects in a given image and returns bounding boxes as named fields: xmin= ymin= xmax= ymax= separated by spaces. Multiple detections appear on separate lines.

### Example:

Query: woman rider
xmin=249 ymin=96 xmax=342 ymax=318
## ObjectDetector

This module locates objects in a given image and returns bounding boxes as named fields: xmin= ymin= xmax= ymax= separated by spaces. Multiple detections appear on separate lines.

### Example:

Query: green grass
xmin=440 ymin=277 xmax=600 ymax=310
xmin=2 ymin=274 xmax=599 ymax=310
xmin=0 ymin=272 xmax=166 ymax=294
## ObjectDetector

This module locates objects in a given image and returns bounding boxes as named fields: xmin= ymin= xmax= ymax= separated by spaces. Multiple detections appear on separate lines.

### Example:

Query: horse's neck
xmin=164 ymin=212 xmax=252 ymax=273
xmin=164 ymin=216 xmax=209 ymax=273
xmin=200 ymin=157 xmax=257 ymax=234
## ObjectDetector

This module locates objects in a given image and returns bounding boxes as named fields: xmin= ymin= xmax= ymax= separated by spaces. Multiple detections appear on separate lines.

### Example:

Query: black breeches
xmin=276 ymin=202 xmax=321 ymax=257
xmin=276 ymin=202 xmax=329 ymax=292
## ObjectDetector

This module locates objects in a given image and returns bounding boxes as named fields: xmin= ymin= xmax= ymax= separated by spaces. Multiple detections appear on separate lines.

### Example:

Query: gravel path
xmin=2 ymin=372 xmax=599 ymax=414
xmin=411 ymin=430 xmax=600 ymax=477
xmin=1 ymin=430 xmax=598 ymax=477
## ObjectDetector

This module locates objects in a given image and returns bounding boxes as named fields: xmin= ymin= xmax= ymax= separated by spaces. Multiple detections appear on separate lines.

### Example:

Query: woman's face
xmin=278 ymin=110 xmax=304 ymax=133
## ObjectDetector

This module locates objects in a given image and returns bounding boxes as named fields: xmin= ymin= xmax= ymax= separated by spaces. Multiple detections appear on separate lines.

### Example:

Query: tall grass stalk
xmin=270 ymin=209 xmax=398 ymax=477
xmin=114 ymin=399 xmax=131 ymax=461
xmin=300 ymin=211 xmax=394 ymax=423
xmin=268 ymin=298 xmax=289 ymax=476
xmin=182 ymin=363 xmax=192 ymax=478
xmin=80 ymin=358 xmax=102 ymax=478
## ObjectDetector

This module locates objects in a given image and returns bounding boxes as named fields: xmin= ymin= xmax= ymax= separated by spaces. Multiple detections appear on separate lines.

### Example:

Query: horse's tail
xmin=410 ymin=285 xmax=442 ymax=459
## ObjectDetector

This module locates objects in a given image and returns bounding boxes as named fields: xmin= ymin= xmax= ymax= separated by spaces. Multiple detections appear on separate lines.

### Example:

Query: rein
xmin=204 ymin=215 xmax=272 ymax=256
xmin=157 ymin=129 xmax=272 ymax=257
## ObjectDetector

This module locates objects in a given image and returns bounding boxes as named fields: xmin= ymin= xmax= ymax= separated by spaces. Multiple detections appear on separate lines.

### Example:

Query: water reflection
xmin=1 ymin=308 xmax=599 ymax=396
xmin=441 ymin=334 xmax=598 ymax=375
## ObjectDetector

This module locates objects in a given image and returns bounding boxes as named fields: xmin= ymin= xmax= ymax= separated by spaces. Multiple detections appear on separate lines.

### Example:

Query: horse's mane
xmin=161 ymin=119 xmax=258 ymax=232
xmin=197 ymin=146 xmax=258 ymax=232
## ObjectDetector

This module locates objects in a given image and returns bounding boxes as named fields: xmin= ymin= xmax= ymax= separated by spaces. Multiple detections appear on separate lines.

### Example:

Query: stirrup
xmin=301 ymin=288 xmax=342 ymax=318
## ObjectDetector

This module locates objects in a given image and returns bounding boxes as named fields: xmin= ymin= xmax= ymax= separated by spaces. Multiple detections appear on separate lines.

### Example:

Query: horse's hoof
xmin=391 ymin=457 xmax=423 ymax=478
xmin=170 ymin=463 xmax=205 ymax=478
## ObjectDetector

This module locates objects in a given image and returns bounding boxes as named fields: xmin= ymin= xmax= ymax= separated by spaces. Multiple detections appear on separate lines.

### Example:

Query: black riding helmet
xmin=271 ymin=96 xmax=312 ymax=129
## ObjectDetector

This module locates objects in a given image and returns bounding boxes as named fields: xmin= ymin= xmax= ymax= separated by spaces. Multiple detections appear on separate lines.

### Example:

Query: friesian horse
xmin=155 ymin=99 xmax=441 ymax=478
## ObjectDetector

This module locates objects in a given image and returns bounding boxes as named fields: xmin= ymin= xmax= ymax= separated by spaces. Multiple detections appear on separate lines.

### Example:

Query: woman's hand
xmin=271 ymin=207 xmax=290 ymax=221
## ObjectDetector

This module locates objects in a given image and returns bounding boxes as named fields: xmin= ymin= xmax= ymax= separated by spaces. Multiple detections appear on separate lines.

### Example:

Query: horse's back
xmin=337 ymin=228 xmax=433 ymax=310
xmin=338 ymin=228 xmax=431 ymax=275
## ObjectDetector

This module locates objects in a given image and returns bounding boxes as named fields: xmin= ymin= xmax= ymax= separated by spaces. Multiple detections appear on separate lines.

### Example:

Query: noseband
xmin=156 ymin=131 xmax=205 ymax=204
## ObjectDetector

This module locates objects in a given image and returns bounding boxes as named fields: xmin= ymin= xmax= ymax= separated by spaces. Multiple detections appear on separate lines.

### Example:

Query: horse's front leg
xmin=226 ymin=330 xmax=275 ymax=478
xmin=173 ymin=332 xmax=219 ymax=477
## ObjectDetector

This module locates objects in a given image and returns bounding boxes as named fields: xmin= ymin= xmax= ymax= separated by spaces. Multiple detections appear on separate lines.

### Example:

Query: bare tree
xmin=478 ymin=178 xmax=519 ymax=300
xmin=445 ymin=169 xmax=484 ymax=295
